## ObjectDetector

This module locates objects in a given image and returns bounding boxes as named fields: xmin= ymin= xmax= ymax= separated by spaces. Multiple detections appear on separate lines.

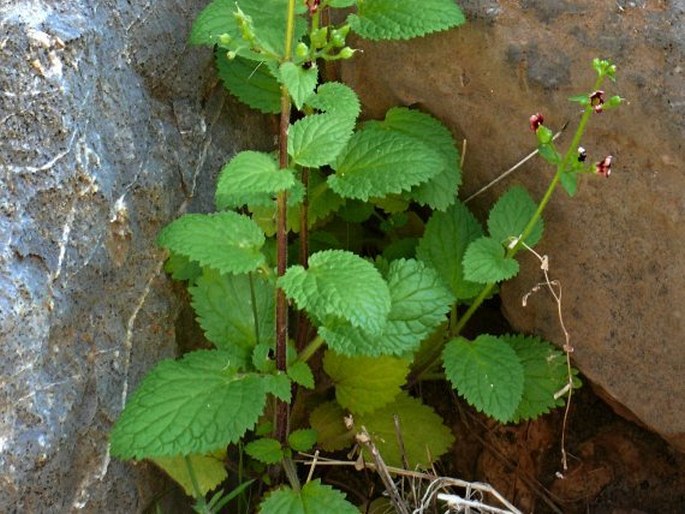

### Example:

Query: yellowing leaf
xmin=353 ymin=393 xmax=454 ymax=468
xmin=309 ymin=401 xmax=354 ymax=452
xmin=152 ymin=451 xmax=227 ymax=496
xmin=323 ymin=351 xmax=409 ymax=414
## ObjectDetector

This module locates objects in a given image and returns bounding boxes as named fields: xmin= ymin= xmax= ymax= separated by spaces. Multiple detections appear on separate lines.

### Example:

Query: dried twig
xmin=519 ymin=241 xmax=576 ymax=473
xmin=296 ymin=453 xmax=522 ymax=514
xmin=355 ymin=426 xmax=410 ymax=514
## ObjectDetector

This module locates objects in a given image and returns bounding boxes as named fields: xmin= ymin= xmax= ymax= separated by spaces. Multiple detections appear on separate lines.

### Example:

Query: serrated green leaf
xmin=329 ymin=125 xmax=444 ymax=201
xmin=152 ymin=451 xmax=227 ymax=496
xmin=110 ymin=350 xmax=269 ymax=459
xmin=352 ymin=393 xmax=454 ymax=468
xmin=158 ymin=212 xmax=266 ymax=275
xmin=288 ymin=113 xmax=356 ymax=168
xmin=288 ymin=83 xmax=360 ymax=168
xmin=216 ymin=54 xmax=281 ymax=113
xmin=348 ymin=0 xmax=465 ymax=41
xmin=309 ymin=401 xmax=354 ymax=452
xmin=416 ymin=201 xmax=484 ymax=299
xmin=288 ymin=429 xmax=318 ymax=452
xmin=502 ymin=334 xmax=578 ymax=422
xmin=463 ymin=237 xmax=519 ymax=283
xmin=279 ymin=62 xmax=318 ymax=110
xmin=280 ymin=250 xmax=391 ymax=335
xmin=215 ymin=151 xmax=295 ymax=210
xmin=164 ymin=253 xmax=202 ymax=282
xmin=190 ymin=269 xmax=275 ymax=367
xmin=305 ymin=82 xmax=361 ymax=121
xmin=264 ymin=373 xmax=292 ymax=402
xmin=245 ymin=438 xmax=283 ymax=464
xmin=258 ymin=480 xmax=358 ymax=514
xmin=377 ymin=107 xmax=461 ymax=210
xmin=443 ymin=335 xmax=524 ymax=422
xmin=318 ymin=259 xmax=453 ymax=356
xmin=323 ymin=351 xmax=409 ymax=414
xmin=487 ymin=185 xmax=544 ymax=247
xmin=287 ymin=361 xmax=314 ymax=389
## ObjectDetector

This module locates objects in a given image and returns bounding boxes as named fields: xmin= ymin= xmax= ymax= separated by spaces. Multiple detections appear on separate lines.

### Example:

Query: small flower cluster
xmin=529 ymin=112 xmax=613 ymax=177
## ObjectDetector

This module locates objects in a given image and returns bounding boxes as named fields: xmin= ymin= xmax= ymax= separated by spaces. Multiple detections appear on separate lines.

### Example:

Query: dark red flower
xmin=595 ymin=155 xmax=613 ymax=177
xmin=305 ymin=0 xmax=320 ymax=15
xmin=529 ymin=112 xmax=544 ymax=131
xmin=590 ymin=90 xmax=605 ymax=113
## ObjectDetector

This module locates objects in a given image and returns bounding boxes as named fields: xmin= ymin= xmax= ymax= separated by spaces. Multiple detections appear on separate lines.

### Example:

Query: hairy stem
xmin=275 ymin=0 xmax=297 ymax=446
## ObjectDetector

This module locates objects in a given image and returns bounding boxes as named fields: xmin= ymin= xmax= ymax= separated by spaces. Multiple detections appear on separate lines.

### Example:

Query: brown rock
xmin=341 ymin=2 xmax=685 ymax=450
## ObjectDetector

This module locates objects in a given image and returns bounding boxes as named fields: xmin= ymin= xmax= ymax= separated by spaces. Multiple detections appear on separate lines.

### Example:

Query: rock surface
xmin=0 ymin=0 xmax=272 ymax=511
xmin=341 ymin=1 xmax=685 ymax=450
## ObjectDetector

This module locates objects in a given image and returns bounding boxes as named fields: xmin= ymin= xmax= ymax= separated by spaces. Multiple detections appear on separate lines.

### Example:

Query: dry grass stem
xmin=519 ymin=242 xmax=576 ymax=473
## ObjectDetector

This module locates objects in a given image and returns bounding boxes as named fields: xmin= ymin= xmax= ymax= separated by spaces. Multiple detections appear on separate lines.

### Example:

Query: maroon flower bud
xmin=590 ymin=90 xmax=605 ymax=113
xmin=305 ymin=0 xmax=320 ymax=15
xmin=595 ymin=155 xmax=613 ymax=177
xmin=577 ymin=146 xmax=587 ymax=162
xmin=529 ymin=112 xmax=544 ymax=131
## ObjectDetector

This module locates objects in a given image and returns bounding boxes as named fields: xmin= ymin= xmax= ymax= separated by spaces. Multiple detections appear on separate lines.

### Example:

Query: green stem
xmin=185 ymin=456 xmax=209 ymax=513
xmin=282 ymin=455 xmax=301 ymax=492
xmin=297 ymin=335 xmax=324 ymax=364
xmin=413 ymin=73 xmax=608 ymax=384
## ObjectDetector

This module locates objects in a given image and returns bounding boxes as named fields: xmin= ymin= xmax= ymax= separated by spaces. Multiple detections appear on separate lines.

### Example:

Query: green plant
xmin=110 ymin=0 xmax=621 ymax=511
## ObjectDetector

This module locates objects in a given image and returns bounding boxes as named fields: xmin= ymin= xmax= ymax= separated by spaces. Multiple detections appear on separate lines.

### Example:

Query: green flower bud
xmin=338 ymin=46 xmax=356 ymax=59
xmin=295 ymin=42 xmax=309 ymax=59
xmin=218 ymin=33 xmax=232 ymax=46
xmin=330 ymin=29 xmax=346 ymax=48
xmin=607 ymin=95 xmax=623 ymax=108
xmin=226 ymin=50 xmax=237 ymax=60
xmin=310 ymin=27 xmax=328 ymax=49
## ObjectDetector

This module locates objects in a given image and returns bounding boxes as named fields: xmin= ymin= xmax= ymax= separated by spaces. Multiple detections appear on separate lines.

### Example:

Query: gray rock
xmin=0 ymin=0 xmax=272 ymax=511
xmin=341 ymin=1 xmax=685 ymax=451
